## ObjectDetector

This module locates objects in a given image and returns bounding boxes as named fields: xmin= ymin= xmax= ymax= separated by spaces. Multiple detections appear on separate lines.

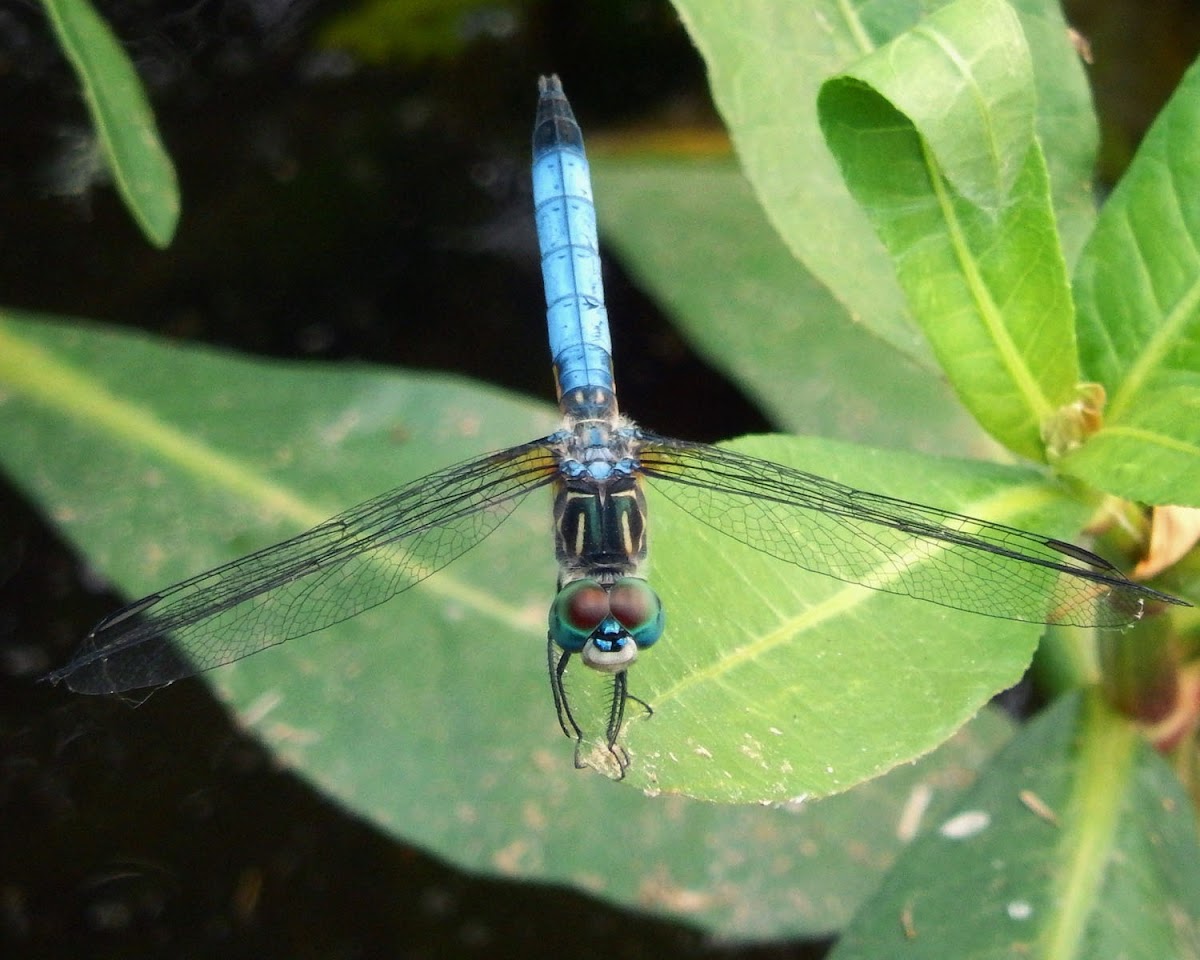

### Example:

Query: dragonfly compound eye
xmin=608 ymin=578 xmax=664 ymax=648
xmin=549 ymin=579 xmax=609 ymax=652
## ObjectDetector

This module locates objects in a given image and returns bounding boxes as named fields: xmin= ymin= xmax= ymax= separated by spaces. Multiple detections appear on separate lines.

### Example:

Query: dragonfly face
xmin=548 ymin=576 xmax=664 ymax=672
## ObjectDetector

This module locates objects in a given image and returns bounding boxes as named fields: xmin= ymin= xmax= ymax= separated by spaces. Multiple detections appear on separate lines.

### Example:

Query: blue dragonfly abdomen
xmin=533 ymin=75 xmax=616 ymax=409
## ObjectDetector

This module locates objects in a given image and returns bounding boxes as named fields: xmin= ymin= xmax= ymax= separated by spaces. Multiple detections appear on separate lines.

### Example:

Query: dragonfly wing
xmin=637 ymin=433 xmax=1178 ymax=628
xmin=50 ymin=440 xmax=561 ymax=693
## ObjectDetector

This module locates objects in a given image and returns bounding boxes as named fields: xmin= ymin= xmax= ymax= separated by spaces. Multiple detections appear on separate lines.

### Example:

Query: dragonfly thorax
xmin=554 ymin=401 xmax=641 ymax=474
xmin=552 ymin=413 xmax=648 ymax=579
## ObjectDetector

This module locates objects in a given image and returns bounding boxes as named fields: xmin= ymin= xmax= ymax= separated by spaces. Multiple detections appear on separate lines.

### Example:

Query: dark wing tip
xmin=1045 ymin=537 xmax=1192 ymax=609
xmin=1044 ymin=537 xmax=1119 ymax=572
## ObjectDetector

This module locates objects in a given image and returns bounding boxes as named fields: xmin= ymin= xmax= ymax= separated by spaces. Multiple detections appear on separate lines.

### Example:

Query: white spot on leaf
xmin=938 ymin=809 xmax=990 ymax=839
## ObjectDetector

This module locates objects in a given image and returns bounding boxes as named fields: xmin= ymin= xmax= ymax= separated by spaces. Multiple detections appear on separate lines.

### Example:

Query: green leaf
xmin=621 ymin=432 xmax=1100 ymax=801
xmin=817 ymin=0 xmax=1078 ymax=461
xmin=839 ymin=0 xmax=1038 ymax=209
xmin=591 ymin=156 xmax=995 ymax=458
xmin=829 ymin=693 xmax=1200 ymax=958
xmin=673 ymin=0 xmax=915 ymax=365
xmin=2 ymin=311 xmax=1021 ymax=939
xmin=39 ymin=0 xmax=180 ymax=247
xmin=1007 ymin=0 xmax=1099 ymax=264
xmin=1058 ymin=378 xmax=1200 ymax=506
xmin=1064 ymin=54 xmax=1200 ymax=507
xmin=670 ymin=0 xmax=1097 ymax=375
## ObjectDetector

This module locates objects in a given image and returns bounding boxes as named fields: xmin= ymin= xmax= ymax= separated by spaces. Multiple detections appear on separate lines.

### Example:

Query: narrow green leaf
xmin=1 ymin=311 xmax=1020 ymax=939
xmin=1065 ymin=54 xmax=1200 ymax=507
xmin=40 ymin=0 xmax=180 ymax=246
xmin=829 ymin=693 xmax=1200 ymax=959
xmin=818 ymin=0 xmax=1078 ymax=461
xmin=591 ymin=157 xmax=994 ymax=457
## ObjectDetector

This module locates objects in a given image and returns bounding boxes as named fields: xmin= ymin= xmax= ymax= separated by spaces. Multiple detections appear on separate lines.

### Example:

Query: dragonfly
xmin=49 ymin=75 xmax=1187 ymax=775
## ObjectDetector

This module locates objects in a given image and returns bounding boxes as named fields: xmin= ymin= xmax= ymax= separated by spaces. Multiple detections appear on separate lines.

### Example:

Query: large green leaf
xmin=591 ymin=157 xmax=995 ymax=458
xmin=39 ymin=0 xmax=180 ymax=247
xmin=817 ymin=0 xmax=1078 ymax=461
xmin=3 ymin=311 xmax=1023 ymax=939
xmin=1064 ymin=53 xmax=1200 ymax=507
xmin=622 ymin=433 xmax=1099 ymax=800
xmin=671 ymin=0 xmax=1096 ymax=374
xmin=830 ymin=693 xmax=1200 ymax=958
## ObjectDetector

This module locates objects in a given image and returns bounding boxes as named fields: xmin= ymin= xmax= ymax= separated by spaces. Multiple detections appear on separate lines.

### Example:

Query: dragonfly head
xmin=549 ymin=577 xmax=664 ymax=673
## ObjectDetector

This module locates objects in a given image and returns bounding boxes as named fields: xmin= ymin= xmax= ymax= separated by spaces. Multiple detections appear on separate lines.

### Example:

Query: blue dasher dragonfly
xmin=49 ymin=75 xmax=1186 ymax=774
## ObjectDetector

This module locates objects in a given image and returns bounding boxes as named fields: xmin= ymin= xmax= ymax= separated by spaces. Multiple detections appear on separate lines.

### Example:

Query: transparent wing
xmin=50 ymin=440 xmax=561 ymax=693
xmin=637 ymin=434 xmax=1185 ymax=628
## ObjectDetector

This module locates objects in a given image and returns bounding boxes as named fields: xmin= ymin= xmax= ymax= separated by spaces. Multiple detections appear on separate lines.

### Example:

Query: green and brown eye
xmin=549 ymin=579 xmax=609 ymax=652
xmin=608 ymin=578 xmax=664 ymax=647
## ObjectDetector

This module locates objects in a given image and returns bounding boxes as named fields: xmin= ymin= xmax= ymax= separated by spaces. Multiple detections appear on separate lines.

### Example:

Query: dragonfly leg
xmin=548 ymin=637 xmax=634 ymax=778
xmin=547 ymin=635 xmax=581 ymax=741
xmin=606 ymin=671 xmax=629 ymax=747
xmin=626 ymin=690 xmax=654 ymax=720
xmin=548 ymin=639 xmax=605 ymax=772
xmin=602 ymin=676 xmax=657 ymax=779
xmin=597 ymin=672 xmax=631 ymax=779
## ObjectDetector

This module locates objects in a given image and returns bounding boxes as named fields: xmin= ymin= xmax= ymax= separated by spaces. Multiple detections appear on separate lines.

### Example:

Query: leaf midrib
xmin=0 ymin=319 xmax=533 ymax=631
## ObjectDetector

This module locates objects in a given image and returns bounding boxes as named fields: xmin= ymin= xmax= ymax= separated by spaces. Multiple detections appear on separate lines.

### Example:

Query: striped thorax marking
xmin=553 ymin=476 xmax=648 ymax=580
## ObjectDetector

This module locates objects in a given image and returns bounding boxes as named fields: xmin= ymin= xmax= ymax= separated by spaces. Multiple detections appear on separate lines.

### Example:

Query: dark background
xmin=1 ymin=1 xmax=1197 ymax=957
